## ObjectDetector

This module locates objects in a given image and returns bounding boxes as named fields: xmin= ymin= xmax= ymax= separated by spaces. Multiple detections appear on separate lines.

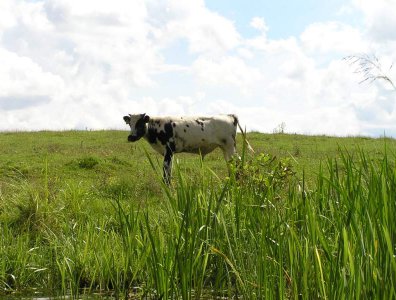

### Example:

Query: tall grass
xmin=0 ymin=146 xmax=395 ymax=299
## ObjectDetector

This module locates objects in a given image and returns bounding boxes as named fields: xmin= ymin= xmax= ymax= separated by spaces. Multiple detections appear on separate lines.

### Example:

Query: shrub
xmin=231 ymin=153 xmax=296 ymax=196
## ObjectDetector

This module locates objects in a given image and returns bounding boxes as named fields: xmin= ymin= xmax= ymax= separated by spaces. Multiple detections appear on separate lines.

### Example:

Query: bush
xmin=231 ymin=153 xmax=296 ymax=196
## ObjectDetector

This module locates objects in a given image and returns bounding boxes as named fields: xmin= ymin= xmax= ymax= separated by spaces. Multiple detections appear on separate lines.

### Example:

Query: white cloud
xmin=0 ymin=48 xmax=64 ymax=100
xmin=157 ymin=0 xmax=240 ymax=55
xmin=353 ymin=0 xmax=396 ymax=42
xmin=301 ymin=21 xmax=367 ymax=54
xmin=0 ymin=0 xmax=395 ymax=137
xmin=0 ymin=1 xmax=17 ymax=34
xmin=192 ymin=55 xmax=263 ymax=94
xmin=250 ymin=17 xmax=269 ymax=34
xmin=205 ymin=100 xmax=362 ymax=136
xmin=0 ymin=0 xmax=165 ymax=130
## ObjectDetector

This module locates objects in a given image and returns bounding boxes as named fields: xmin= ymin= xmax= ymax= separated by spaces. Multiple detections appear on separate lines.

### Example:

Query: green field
xmin=0 ymin=131 xmax=395 ymax=299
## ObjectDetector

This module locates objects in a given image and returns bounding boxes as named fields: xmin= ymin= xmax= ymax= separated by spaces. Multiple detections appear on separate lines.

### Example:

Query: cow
xmin=123 ymin=113 xmax=252 ymax=184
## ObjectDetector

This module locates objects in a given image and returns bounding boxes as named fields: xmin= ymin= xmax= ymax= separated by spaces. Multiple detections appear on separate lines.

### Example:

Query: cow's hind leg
xmin=221 ymin=137 xmax=243 ymax=179
xmin=220 ymin=136 xmax=237 ymax=162
xmin=163 ymin=146 xmax=174 ymax=185
xmin=222 ymin=147 xmax=236 ymax=162
xmin=221 ymin=138 xmax=237 ymax=173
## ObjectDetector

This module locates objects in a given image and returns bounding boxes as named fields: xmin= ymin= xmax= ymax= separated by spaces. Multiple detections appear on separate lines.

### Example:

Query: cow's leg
xmin=221 ymin=137 xmax=241 ymax=178
xmin=221 ymin=137 xmax=237 ymax=162
xmin=220 ymin=139 xmax=236 ymax=165
xmin=222 ymin=147 xmax=235 ymax=162
xmin=163 ymin=146 xmax=174 ymax=185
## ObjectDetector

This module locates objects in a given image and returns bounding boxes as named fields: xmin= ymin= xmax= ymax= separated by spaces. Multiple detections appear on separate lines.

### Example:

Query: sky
xmin=1 ymin=0 xmax=396 ymax=136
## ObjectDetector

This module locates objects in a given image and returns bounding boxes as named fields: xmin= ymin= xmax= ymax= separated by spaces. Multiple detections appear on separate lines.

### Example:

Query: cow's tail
xmin=230 ymin=114 xmax=255 ymax=154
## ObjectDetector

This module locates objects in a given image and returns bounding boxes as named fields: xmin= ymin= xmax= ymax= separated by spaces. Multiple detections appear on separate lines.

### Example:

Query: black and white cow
xmin=123 ymin=113 xmax=251 ymax=184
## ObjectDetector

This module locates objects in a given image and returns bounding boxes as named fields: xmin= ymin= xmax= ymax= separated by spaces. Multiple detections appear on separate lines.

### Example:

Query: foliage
xmin=231 ymin=153 xmax=295 ymax=197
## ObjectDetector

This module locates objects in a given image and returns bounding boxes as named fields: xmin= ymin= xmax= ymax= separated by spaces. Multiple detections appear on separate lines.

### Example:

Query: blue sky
xmin=0 ymin=0 xmax=395 ymax=136
xmin=208 ymin=0 xmax=359 ymax=38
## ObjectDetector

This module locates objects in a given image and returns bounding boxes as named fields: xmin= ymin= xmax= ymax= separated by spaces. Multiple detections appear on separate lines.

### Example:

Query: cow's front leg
xmin=163 ymin=146 xmax=174 ymax=185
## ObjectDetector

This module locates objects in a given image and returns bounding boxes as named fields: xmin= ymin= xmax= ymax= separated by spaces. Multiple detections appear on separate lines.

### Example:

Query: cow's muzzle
xmin=128 ymin=135 xmax=140 ymax=142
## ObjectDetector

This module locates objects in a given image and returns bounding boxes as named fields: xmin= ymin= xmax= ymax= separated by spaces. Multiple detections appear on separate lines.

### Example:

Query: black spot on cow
xmin=172 ymin=122 xmax=176 ymax=127
xmin=134 ymin=114 xmax=149 ymax=139
xmin=221 ymin=138 xmax=227 ymax=145
xmin=147 ymin=127 xmax=157 ymax=144
xmin=157 ymin=122 xmax=174 ymax=145
xmin=186 ymin=124 xmax=190 ymax=128
xmin=184 ymin=129 xmax=187 ymax=133
xmin=202 ymin=138 xmax=205 ymax=142
xmin=196 ymin=119 xmax=205 ymax=131
xmin=147 ymin=122 xmax=175 ymax=145
xmin=165 ymin=122 xmax=173 ymax=135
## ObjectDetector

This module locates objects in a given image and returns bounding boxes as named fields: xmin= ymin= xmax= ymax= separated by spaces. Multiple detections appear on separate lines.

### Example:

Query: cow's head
xmin=123 ymin=113 xmax=150 ymax=142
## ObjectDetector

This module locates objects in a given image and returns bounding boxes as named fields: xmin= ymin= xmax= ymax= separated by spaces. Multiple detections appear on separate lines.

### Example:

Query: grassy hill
xmin=1 ymin=130 xmax=393 ymax=192
xmin=0 ymin=131 xmax=395 ymax=299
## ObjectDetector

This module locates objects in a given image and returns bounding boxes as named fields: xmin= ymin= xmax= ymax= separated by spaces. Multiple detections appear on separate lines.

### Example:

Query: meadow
xmin=0 ymin=130 xmax=395 ymax=299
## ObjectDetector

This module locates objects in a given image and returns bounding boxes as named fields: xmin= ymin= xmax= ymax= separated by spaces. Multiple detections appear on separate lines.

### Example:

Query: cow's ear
xmin=143 ymin=114 xmax=150 ymax=123
xmin=123 ymin=115 xmax=131 ymax=124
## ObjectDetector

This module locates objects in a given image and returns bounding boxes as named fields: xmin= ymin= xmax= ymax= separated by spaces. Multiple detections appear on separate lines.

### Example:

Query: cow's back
xmin=145 ymin=115 xmax=237 ymax=156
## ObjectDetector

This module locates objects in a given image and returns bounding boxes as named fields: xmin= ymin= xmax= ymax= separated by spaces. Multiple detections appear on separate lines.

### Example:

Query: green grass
xmin=0 ymin=130 xmax=395 ymax=299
